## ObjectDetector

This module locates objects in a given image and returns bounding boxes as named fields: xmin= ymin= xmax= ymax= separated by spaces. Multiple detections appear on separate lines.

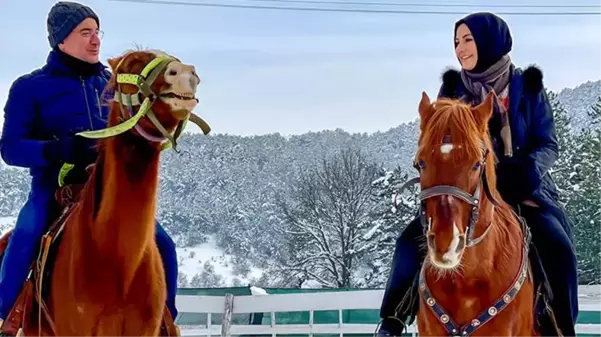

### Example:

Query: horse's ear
xmin=107 ymin=56 xmax=122 ymax=72
xmin=418 ymin=91 xmax=434 ymax=128
xmin=471 ymin=90 xmax=495 ymax=132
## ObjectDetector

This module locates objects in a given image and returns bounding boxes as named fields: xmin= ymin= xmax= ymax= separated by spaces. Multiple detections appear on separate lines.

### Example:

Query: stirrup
xmin=374 ymin=317 xmax=406 ymax=337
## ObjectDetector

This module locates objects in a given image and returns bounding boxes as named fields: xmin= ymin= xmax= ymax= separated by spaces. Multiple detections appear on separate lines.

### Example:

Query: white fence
xmin=176 ymin=286 xmax=601 ymax=336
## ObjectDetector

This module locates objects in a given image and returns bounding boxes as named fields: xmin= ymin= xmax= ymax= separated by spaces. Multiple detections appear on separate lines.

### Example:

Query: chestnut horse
xmin=0 ymin=49 xmax=210 ymax=336
xmin=412 ymin=91 xmax=536 ymax=336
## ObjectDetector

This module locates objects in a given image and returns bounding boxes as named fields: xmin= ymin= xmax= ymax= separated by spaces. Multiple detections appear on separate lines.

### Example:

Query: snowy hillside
xmin=558 ymin=80 xmax=601 ymax=133
xmin=0 ymin=80 xmax=599 ymax=287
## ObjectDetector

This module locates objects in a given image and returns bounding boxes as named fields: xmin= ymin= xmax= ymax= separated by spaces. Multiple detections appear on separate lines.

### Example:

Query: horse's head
xmin=415 ymin=91 xmax=497 ymax=270
xmin=102 ymin=49 xmax=210 ymax=150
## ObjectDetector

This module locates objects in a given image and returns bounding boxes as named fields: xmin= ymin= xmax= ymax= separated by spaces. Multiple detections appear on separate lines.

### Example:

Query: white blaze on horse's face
xmin=426 ymin=195 xmax=467 ymax=270
xmin=440 ymin=143 xmax=454 ymax=154
xmin=159 ymin=59 xmax=200 ymax=117
xmin=440 ymin=143 xmax=462 ymax=156
xmin=429 ymin=221 xmax=466 ymax=270
xmin=441 ymin=223 xmax=463 ymax=265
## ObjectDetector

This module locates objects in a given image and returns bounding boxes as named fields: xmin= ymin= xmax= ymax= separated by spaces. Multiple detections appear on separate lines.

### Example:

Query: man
xmin=0 ymin=1 xmax=180 ymax=331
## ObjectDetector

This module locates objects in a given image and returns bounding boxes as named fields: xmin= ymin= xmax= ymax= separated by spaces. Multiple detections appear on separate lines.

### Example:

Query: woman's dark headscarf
xmin=454 ymin=12 xmax=513 ymax=73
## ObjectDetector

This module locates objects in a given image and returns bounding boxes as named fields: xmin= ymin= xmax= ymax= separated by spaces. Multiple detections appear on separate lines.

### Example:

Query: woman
xmin=440 ymin=11 xmax=578 ymax=335
xmin=377 ymin=12 xmax=578 ymax=337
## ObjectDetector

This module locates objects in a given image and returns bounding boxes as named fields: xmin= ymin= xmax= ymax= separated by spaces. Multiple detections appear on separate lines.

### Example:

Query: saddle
xmin=0 ymin=164 xmax=180 ymax=337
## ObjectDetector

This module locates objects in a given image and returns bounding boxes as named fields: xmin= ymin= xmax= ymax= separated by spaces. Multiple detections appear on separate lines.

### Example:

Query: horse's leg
xmin=116 ymin=307 xmax=162 ymax=335
xmin=120 ymin=248 xmax=166 ymax=336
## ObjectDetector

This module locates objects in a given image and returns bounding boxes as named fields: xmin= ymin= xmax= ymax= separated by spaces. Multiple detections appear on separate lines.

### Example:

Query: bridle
xmin=78 ymin=54 xmax=210 ymax=151
xmin=57 ymin=54 xmax=211 ymax=188
xmin=396 ymin=136 xmax=499 ymax=247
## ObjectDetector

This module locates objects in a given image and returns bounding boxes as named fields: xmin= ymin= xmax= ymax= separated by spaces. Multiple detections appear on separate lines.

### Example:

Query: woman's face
xmin=455 ymin=23 xmax=478 ymax=71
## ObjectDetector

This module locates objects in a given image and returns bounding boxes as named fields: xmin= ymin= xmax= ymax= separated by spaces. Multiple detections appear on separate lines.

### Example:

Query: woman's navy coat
xmin=437 ymin=65 xmax=573 ymax=235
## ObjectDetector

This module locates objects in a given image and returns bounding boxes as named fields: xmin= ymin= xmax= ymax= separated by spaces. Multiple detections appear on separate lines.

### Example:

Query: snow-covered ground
xmin=176 ymin=236 xmax=264 ymax=286
xmin=0 ymin=216 xmax=15 ymax=236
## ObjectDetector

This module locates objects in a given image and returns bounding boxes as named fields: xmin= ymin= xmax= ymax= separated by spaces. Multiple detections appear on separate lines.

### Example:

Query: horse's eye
xmin=472 ymin=161 xmax=481 ymax=171
xmin=417 ymin=160 xmax=426 ymax=170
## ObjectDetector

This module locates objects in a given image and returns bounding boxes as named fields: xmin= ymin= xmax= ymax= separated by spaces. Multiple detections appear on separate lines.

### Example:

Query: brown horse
xmin=413 ymin=91 xmax=536 ymax=336
xmin=0 ymin=49 xmax=210 ymax=336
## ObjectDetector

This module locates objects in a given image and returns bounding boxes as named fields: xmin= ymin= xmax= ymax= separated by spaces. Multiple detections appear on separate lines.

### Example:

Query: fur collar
xmin=439 ymin=64 xmax=544 ymax=98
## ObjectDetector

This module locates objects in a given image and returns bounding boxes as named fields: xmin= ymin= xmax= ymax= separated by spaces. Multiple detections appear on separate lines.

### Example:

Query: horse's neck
xmin=462 ymin=201 xmax=523 ymax=284
xmin=91 ymin=136 xmax=161 ymax=291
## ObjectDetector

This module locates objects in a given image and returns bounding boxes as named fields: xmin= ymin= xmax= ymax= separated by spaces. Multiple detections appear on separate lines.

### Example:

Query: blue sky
xmin=0 ymin=0 xmax=599 ymax=136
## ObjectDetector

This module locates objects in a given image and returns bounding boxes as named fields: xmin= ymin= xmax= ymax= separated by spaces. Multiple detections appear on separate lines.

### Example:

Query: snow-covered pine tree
xmin=355 ymin=166 xmax=419 ymax=287
xmin=569 ymin=95 xmax=601 ymax=284
xmin=546 ymin=89 xmax=579 ymax=210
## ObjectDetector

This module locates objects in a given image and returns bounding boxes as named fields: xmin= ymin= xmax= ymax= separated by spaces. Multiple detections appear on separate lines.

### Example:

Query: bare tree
xmin=273 ymin=147 xmax=381 ymax=288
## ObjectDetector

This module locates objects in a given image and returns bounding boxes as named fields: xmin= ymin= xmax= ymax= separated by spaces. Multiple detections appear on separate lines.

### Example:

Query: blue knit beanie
xmin=47 ymin=1 xmax=100 ymax=49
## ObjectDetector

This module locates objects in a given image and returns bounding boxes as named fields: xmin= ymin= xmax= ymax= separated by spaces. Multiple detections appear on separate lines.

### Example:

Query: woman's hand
xmin=522 ymin=200 xmax=539 ymax=207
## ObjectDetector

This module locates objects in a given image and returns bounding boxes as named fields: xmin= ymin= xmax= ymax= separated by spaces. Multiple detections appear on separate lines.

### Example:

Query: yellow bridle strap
xmin=58 ymin=55 xmax=178 ymax=187
xmin=76 ymin=55 xmax=175 ymax=139
xmin=75 ymin=98 xmax=153 ymax=139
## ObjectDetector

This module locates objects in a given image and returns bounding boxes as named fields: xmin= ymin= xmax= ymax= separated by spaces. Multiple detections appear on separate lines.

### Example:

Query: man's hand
xmin=59 ymin=135 xmax=98 ymax=166
xmin=44 ymin=135 xmax=98 ymax=166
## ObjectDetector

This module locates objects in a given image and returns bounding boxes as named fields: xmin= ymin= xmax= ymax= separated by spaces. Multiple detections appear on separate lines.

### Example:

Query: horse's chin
xmin=428 ymin=251 xmax=464 ymax=271
xmin=160 ymin=97 xmax=198 ymax=117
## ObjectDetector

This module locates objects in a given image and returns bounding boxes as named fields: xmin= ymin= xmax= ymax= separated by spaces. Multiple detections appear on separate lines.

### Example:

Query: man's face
xmin=58 ymin=18 xmax=102 ymax=64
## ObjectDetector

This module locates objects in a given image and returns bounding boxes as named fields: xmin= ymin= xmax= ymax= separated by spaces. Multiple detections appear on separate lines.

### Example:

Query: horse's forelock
xmin=420 ymin=99 xmax=485 ymax=164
